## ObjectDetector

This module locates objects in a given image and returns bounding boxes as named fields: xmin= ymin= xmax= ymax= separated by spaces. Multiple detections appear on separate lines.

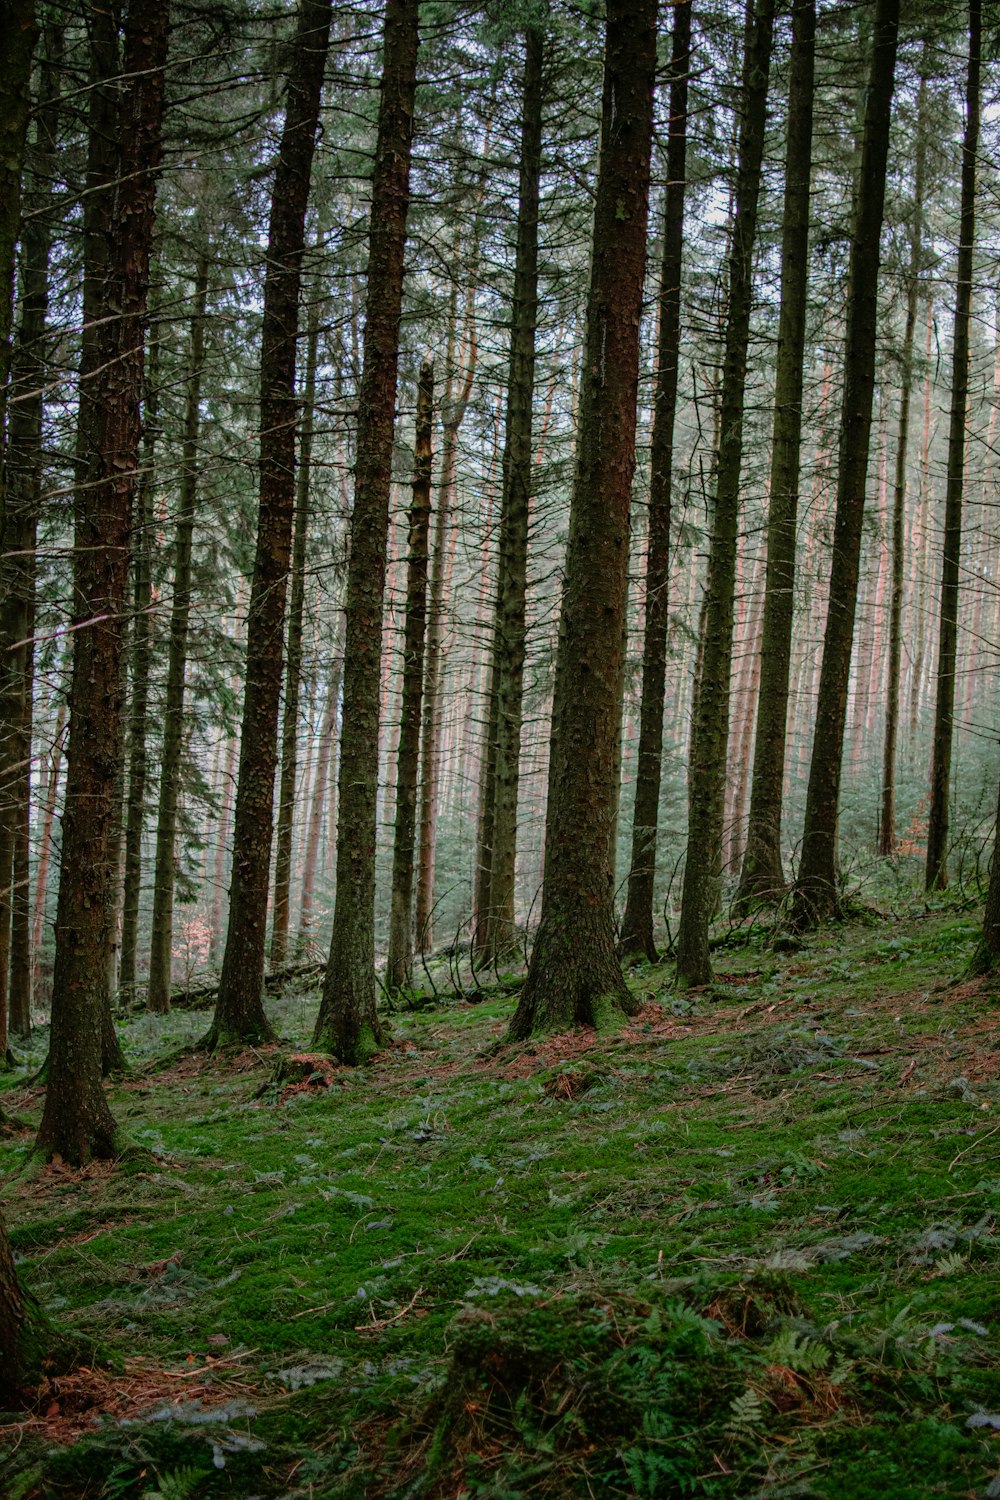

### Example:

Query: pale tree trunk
xmin=270 ymin=301 xmax=321 ymax=965
xmin=676 ymin=0 xmax=775 ymax=986
xmin=473 ymin=23 xmax=544 ymax=966
xmin=146 ymin=254 xmax=209 ymax=1012
xmin=925 ymin=0 xmax=980 ymax=892
xmin=791 ymin=0 xmax=899 ymax=928
xmin=209 ymin=0 xmax=333 ymax=1048
xmin=37 ymin=0 xmax=170 ymax=1163
xmin=509 ymin=0 xmax=656 ymax=1041
xmin=386 ymin=360 xmax=434 ymax=992
xmin=733 ymin=0 xmax=815 ymax=910
xmin=31 ymin=699 xmax=65 ymax=1000
xmin=298 ymin=616 xmax=344 ymax=950
xmin=312 ymin=0 xmax=419 ymax=1062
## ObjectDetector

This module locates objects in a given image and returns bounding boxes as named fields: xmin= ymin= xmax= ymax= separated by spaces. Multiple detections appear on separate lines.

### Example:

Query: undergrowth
xmin=1 ymin=906 xmax=998 ymax=1497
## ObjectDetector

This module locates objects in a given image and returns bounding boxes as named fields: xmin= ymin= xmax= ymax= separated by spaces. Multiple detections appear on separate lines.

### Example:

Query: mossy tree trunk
xmin=675 ymin=0 xmax=775 ymax=987
xmin=36 ymin=0 xmax=170 ymax=1164
xmin=619 ymin=0 xmax=691 ymax=963
xmin=312 ymin=0 xmax=419 ymax=1063
xmin=474 ymin=24 xmax=544 ymax=968
xmin=790 ymin=0 xmax=900 ymax=929
xmin=386 ymin=359 xmax=434 ymax=993
xmin=925 ymin=0 xmax=980 ymax=892
xmin=733 ymin=0 xmax=815 ymax=911
xmin=146 ymin=253 xmax=209 ymax=1013
xmin=971 ymin=770 xmax=1000 ymax=975
xmin=208 ymin=0 xmax=333 ymax=1049
xmin=270 ymin=301 xmax=321 ymax=968
xmin=0 ymin=1203 xmax=37 ymax=1407
xmin=508 ymin=0 xmax=656 ymax=1041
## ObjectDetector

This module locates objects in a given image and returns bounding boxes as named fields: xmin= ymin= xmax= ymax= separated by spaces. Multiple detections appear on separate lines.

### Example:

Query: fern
xmin=143 ymin=1466 xmax=209 ymax=1500
xmin=728 ymin=1387 xmax=765 ymax=1431
xmin=764 ymin=1327 xmax=831 ymax=1375
xmin=932 ymin=1251 xmax=965 ymax=1278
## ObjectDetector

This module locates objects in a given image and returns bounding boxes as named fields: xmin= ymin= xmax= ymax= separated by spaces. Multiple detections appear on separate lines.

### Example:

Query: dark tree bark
xmin=619 ymin=0 xmax=691 ymax=962
xmin=119 ymin=329 xmax=159 ymax=999
xmin=297 ymin=617 xmax=344 ymax=949
xmin=270 ymin=300 xmax=321 ymax=967
xmin=386 ymin=359 xmax=434 ymax=993
xmin=36 ymin=0 xmax=170 ymax=1164
xmin=312 ymin=0 xmax=419 ymax=1061
xmin=879 ymin=49 xmax=928 ymax=859
xmin=675 ymin=0 xmax=775 ymax=986
xmin=207 ymin=0 xmax=333 ymax=1048
xmin=733 ymin=0 xmax=816 ymax=909
xmin=925 ymin=0 xmax=980 ymax=892
xmin=0 ymin=1202 xmax=39 ymax=1406
xmin=4 ymin=21 xmax=63 ymax=1041
xmin=508 ymin=0 xmax=656 ymax=1041
xmin=473 ymin=24 xmax=544 ymax=967
xmin=790 ymin=0 xmax=899 ymax=929
xmin=146 ymin=254 xmax=209 ymax=1013
xmin=0 ymin=0 xmax=37 ymax=460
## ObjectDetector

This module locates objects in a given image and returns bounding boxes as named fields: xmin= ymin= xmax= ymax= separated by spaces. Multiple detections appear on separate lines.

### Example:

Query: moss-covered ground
xmin=1 ymin=906 xmax=998 ymax=1498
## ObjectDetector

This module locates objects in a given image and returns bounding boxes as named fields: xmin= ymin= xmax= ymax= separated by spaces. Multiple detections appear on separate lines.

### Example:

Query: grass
xmin=1 ymin=905 xmax=998 ymax=1497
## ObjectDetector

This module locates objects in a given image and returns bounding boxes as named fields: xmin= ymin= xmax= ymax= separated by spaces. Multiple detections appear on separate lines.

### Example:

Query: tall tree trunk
xmin=473 ymin=26 xmax=544 ymax=966
xmin=732 ymin=0 xmax=814 ymax=909
xmin=925 ymin=0 xmax=980 ymax=892
xmin=415 ymin=281 xmax=477 ymax=952
xmin=312 ymin=0 xmax=419 ymax=1062
xmin=879 ymin=59 xmax=927 ymax=858
xmin=0 ymin=1202 xmax=39 ymax=1407
xmin=675 ymin=0 xmax=775 ymax=986
xmin=508 ymin=0 xmax=656 ymax=1040
xmin=119 ymin=329 xmax=159 ymax=999
xmin=790 ymin=0 xmax=899 ymax=928
xmin=208 ymin=0 xmax=333 ymax=1049
xmin=36 ymin=0 xmax=170 ymax=1164
xmin=971 ymin=770 xmax=1000 ymax=975
xmin=619 ymin=0 xmax=691 ymax=961
xmin=386 ymin=360 xmax=434 ymax=992
xmin=146 ymin=254 xmax=209 ymax=1012
xmin=4 ymin=21 xmax=63 ymax=1040
xmin=0 ymin=0 xmax=37 ymax=465
xmin=270 ymin=301 xmax=321 ymax=966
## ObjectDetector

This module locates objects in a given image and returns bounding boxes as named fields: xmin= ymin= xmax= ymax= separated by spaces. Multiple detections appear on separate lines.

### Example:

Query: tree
xmin=675 ymin=0 xmax=775 ymax=987
xmin=879 ymin=46 xmax=929 ymax=859
xmin=790 ymin=0 xmax=900 ymax=930
xmin=146 ymin=252 xmax=210 ymax=1012
xmin=474 ymin=20 xmax=545 ymax=968
xmin=618 ymin=0 xmax=692 ymax=962
xmin=36 ymin=0 xmax=171 ymax=1163
xmin=507 ymin=0 xmax=657 ymax=1040
xmin=925 ymin=0 xmax=981 ymax=892
xmin=312 ymin=0 xmax=420 ymax=1061
xmin=970 ymin=767 xmax=1000 ymax=975
xmin=0 ymin=0 xmax=37 ymax=454
xmin=206 ymin=0 xmax=333 ymax=1048
xmin=0 ymin=1202 xmax=37 ymax=1407
xmin=733 ymin=0 xmax=816 ymax=909
xmin=386 ymin=359 xmax=434 ymax=993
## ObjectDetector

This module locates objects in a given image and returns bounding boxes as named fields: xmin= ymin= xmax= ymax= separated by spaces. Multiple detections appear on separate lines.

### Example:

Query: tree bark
xmin=791 ymin=0 xmax=899 ymax=929
xmin=36 ymin=0 xmax=170 ymax=1164
xmin=297 ymin=617 xmax=344 ymax=949
xmin=474 ymin=24 xmax=544 ymax=967
xmin=119 ymin=328 xmax=159 ymax=1000
xmin=0 ymin=0 xmax=37 ymax=464
xmin=925 ymin=0 xmax=980 ymax=892
xmin=619 ymin=0 xmax=691 ymax=961
xmin=386 ymin=359 xmax=434 ymax=993
xmin=312 ymin=0 xmax=419 ymax=1062
xmin=208 ymin=0 xmax=333 ymax=1048
xmin=508 ymin=0 xmax=656 ymax=1041
xmin=970 ymin=768 xmax=1000 ymax=975
xmin=879 ymin=52 xmax=928 ymax=859
xmin=675 ymin=0 xmax=775 ymax=986
xmin=146 ymin=254 xmax=209 ymax=1012
xmin=270 ymin=300 xmax=321 ymax=967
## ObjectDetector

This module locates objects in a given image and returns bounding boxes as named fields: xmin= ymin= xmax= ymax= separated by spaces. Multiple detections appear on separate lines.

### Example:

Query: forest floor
xmin=1 ymin=903 xmax=999 ymax=1498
